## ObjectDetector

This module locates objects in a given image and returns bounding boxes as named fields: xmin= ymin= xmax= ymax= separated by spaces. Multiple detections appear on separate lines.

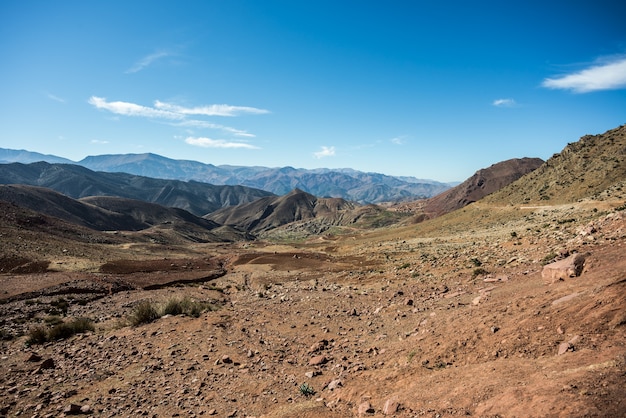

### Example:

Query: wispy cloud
xmin=46 ymin=92 xmax=66 ymax=103
xmin=90 ymin=139 xmax=109 ymax=144
xmin=390 ymin=136 xmax=407 ymax=145
xmin=89 ymin=96 xmax=267 ymax=148
xmin=313 ymin=146 xmax=336 ymax=159
xmin=176 ymin=120 xmax=255 ymax=137
xmin=126 ymin=51 xmax=170 ymax=74
xmin=88 ymin=96 xmax=183 ymax=119
xmin=492 ymin=98 xmax=516 ymax=107
xmin=154 ymin=101 xmax=269 ymax=117
xmin=542 ymin=56 xmax=626 ymax=93
xmin=185 ymin=137 xmax=260 ymax=149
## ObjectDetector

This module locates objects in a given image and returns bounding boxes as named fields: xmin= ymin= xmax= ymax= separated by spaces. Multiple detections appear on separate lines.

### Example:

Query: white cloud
xmin=88 ymin=96 xmax=183 ymax=119
xmin=176 ymin=120 xmax=255 ymax=137
xmin=313 ymin=146 xmax=336 ymax=159
xmin=89 ymin=97 xmax=267 ymax=148
xmin=155 ymin=101 xmax=269 ymax=117
xmin=126 ymin=51 xmax=169 ymax=74
xmin=46 ymin=92 xmax=66 ymax=103
xmin=542 ymin=56 xmax=626 ymax=93
xmin=492 ymin=98 xmax=516 ymax=107
xmin=390 ymin=136 xmax=407 ymax=145
xmin=90 ymin=139 xmax=109 ymax=144
xmin=185 ymin=137 xmax=260 ymax=149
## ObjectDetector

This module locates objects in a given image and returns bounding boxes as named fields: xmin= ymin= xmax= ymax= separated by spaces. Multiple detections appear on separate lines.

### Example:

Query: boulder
xmin=542 ymin=253 xmax=586 ymax=283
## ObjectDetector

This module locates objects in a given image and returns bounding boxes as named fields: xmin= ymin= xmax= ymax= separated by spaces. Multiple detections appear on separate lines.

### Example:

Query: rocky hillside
xmin=206 ymin=188 xmax=409 ymax=236
xmin=421 ymin=157 xmax=544 ymax=217
xmin=0 ymin=185 xmax=250 ymax=243
xmin=485 ymin=124 xmax=626 ymax=205
xmin=0 ymin=162 xmax=273 ymax=216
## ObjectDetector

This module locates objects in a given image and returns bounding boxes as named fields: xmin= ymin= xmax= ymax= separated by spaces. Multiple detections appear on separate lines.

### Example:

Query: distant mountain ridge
xmin=0 ymin=149 xmax=451 ymax=203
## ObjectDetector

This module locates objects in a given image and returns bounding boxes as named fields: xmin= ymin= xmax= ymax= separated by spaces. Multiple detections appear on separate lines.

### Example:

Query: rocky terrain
xmin=0 ymin=125 xmax=625 ymax=417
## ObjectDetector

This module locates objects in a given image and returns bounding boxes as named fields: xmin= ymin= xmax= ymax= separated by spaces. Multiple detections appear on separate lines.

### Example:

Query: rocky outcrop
xmin=542 ymin=253 xmax=587 ymax=283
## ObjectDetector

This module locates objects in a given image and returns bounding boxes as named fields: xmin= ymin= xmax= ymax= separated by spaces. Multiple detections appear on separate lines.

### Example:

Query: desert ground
xmin=1 ymin=198 xmax=625 ymax=417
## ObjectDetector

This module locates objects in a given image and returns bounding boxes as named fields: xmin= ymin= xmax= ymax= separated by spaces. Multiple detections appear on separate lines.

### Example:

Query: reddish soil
xmin=0 ymin=203 xmax=625 ymax=417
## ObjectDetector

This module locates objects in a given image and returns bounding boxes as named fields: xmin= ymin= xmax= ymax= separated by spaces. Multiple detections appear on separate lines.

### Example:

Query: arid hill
xmin=0 ymin=184 xmax=249 ymax=243
xmin=421 ymin=157 xmax=544 ymax=218
xmin=485 ymin=124 xmax=626 ymax=205
xmin=206 ymin=188 xmax=408 ymax=235
xmin=0 ymin=125 xmax=625 ymax=417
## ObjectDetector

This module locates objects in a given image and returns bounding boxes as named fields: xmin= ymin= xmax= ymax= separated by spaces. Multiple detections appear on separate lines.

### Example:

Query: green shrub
xmin=162 ymin=297 xmax=216 ymax=318
xmin=299 ymin=382 xmax=315 ymax=397
xmin=130 ymin=301 xmax=160 ymax=326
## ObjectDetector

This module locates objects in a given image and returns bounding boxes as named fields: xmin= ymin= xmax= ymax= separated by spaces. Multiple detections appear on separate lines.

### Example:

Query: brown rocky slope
xmin=0 ymin=125 xmax=625 ymax=417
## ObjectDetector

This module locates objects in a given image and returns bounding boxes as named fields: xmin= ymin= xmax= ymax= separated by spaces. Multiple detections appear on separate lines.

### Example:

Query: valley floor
xmin=1 ymin=201 xmax=625 ymax=417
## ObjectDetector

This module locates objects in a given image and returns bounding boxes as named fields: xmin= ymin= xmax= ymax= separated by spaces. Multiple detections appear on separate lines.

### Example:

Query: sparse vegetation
xmin=130 ymin=300 xmax=160 ymax=326
xmin=131 ymin=297 xmax=218 ymax=326
xmin=26 ymin=317 xmax=95 ymax=345
xmin=470 ymin=257 xmax=482 ymax=267
xmin=472 ymin=268 xmax=489 ymax=279
xmin=162 ymin=297 xmax=217 ymax=318
xmin=299 ymin=382 xmax=315 ymax=397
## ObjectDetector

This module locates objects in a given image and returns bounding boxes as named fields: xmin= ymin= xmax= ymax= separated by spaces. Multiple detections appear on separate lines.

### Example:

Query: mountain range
xmin=0 ymin=161 xmax=273 ymax=216
xmin=0 ymin=149 xmax=451 ymax=203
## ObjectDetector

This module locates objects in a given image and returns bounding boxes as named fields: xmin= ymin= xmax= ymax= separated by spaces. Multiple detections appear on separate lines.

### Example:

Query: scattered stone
xmin=404 ymin=298 xmax=414 ymax=306
xmin=221 ymin=355 xmax=233 ymax=364
xmin=309 ymin=355 xmax=328 ymax=366
xmin=38 ymin=358 xmax=55 ymax=371
xmin=308 ymin=340 xmax=328 ymax=353
xmin=557 ymin=342 xmax=571 ymax=355
xmin=26 ymin=353 xmax=42 ymax=362
xmin=358 ymin=401 xmax=375 ymax=415
xmin=63 ymin=404 xmax=82 ymax=415
xmin=552 ymin=292 xmax=581 ymax=306
xmin=80 ymin=404 xmax=92 ymax=414
xmin=382 ymin=397 xmax=399 ymax=415
xmin=305 ymin=370 xmax=321 ymax=378
xmin=327 ymin=379 xmax=343 ymax=390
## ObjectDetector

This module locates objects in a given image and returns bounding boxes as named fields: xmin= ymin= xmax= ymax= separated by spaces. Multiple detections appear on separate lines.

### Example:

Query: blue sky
xmin=1 ymin=1 xmax=625 ymax=182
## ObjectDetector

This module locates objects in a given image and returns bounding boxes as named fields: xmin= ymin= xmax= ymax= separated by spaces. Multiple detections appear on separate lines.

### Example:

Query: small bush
xmin=68 ymin=317 xmax=95 ymax=334
xmin=50 ymin=298 xmax=69 ymax=315
xmin=26 ymin=325 xmax=48 ymax=345
xmin=299 ymin=382 xmax=315 ymax=397
xmin=162 ymin=297 xmax=216 ymax=318
xmin=44 ymin=315 xmax=64 ymax=326
xmin=31 ymin=317 xmax=95 ymax=343
xmin=470 ymin=257 xmax=482 ymax=267
xmin=130 ymin=301 xmax=160 ymax=326
xmin=471 ymin=268 xmax=489 ymax=279
xmin=541 ymin=252 xmax=557 ymax=265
